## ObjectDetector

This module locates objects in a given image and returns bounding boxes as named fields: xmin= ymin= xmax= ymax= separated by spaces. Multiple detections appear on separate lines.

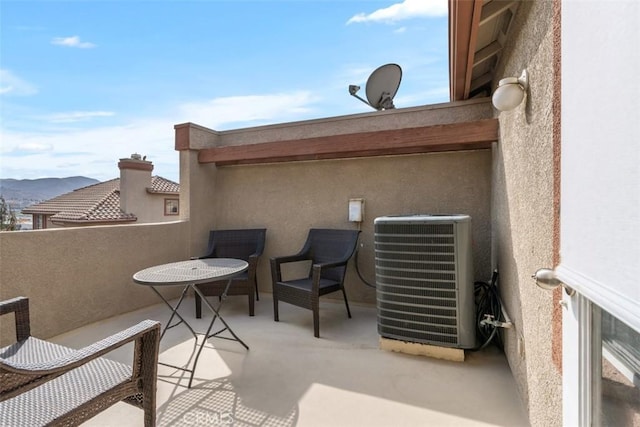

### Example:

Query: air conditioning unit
xmin=374 ymin=214 xmax=476 ymax=349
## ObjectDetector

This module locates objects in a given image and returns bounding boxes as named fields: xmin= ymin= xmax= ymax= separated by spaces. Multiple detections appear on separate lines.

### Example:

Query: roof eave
xmin=449 ymin=0 xmax=482 ymax=102
xmin=50 ymin=218 xmax=137 ymax=226
xmin=146 ymin=189 xmax=179 ymax=195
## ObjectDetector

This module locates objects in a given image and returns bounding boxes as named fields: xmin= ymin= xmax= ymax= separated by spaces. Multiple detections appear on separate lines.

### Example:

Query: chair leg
xmin=255 ymin=278 xmax=260 ymax=301
xmin=143 ymin=391 xmax=156 ymax=427
xmin=342 ymin=288 xmax=352 ymax=318
xmin=195 ymin=293 xmax=202 ymax=319
xmin=141 ymin=328 xmax=158 ymax=427
xmin=248 ymin=286 xmax=255 ymax=317
xmin=273 ymin=294 xmax=279 ymax=321
xmin=313 ymin=306 xmax=320 ymax=338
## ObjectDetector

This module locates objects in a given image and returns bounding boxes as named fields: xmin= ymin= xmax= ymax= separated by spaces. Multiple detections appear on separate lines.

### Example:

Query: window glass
xmin=598 ymin=307 xmax=640 ymax=426
xmin=164 ymin=199 xmax=179 ymax=216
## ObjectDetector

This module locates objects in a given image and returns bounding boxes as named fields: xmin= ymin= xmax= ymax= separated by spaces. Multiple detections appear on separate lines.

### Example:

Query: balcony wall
xmin=0 ymin=221 xmax=189 ymax=344
xmin=177 ymin=100 xmax=495 ymax=307
xmin=491 ymin=1 xmax=562 ymax=425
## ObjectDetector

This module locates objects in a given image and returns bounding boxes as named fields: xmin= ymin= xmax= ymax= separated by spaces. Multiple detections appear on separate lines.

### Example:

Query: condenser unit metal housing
xmin=374 ymin=214 xmax=476 ymax=349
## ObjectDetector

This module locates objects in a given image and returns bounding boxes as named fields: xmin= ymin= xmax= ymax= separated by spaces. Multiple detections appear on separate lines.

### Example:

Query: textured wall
xmin=0 ymin=221 xmax=189 ymax=344
xmin=492 ymin=1 xmax=562 ymax=425
xmin=206 ymin=151 xmax=493 ymax=305
xmin=180 ymin=100 xmax=496 ymax=307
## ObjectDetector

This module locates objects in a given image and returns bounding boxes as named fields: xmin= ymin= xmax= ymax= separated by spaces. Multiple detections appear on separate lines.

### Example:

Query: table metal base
xmin=149 ymin=278 xmax=249 ymax=388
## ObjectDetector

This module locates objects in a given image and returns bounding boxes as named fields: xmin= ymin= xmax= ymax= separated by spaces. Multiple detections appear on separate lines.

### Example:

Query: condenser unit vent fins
xmin=374 ymin=214 xmax=476 ymax=349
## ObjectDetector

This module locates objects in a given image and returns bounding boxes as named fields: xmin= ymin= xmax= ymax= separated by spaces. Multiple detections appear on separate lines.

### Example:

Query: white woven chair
xmin=0 ymin=296 xmax=160 ymax=426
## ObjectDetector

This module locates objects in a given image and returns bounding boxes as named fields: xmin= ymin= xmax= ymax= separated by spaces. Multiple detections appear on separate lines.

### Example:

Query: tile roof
xmin=148 ymin=176 xmax=180 ymax=194
xmin=22 ymin=176 xmax=179 ymax=224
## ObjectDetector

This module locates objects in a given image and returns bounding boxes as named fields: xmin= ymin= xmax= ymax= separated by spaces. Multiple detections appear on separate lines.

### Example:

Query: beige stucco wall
xmin=492 ymin=1 xmax=562 ymax=425
xmin=0 ymin=221 xmax=188 ymax=345
xmin=139 ymin=193 xmax=179 ymax=223
xmin=180 ymin=100 xmax=496 ymax=306
xmin=210 ymin=151 xmax=493 ymax=305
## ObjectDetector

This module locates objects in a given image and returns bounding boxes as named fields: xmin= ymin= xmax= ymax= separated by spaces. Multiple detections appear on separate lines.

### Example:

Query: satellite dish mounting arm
xmin=349 ymin=85 xmax=373 ymax=108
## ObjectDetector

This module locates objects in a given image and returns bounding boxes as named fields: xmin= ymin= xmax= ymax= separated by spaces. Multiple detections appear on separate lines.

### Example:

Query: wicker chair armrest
xmin=312 ymin=260 xmax=349 ymax=271
xmin=311 ymin=262 xmax=347 ymax=291
xmin=0 ymin=296 xmax=30 ymax=341
xmin=270 ymin=254 xmax=308 ymax=283
xmin=246 ymin=254 xmax=259 ymax=278
xmin=270 ymin=254 xmax=309 ymax=266
xmin=0 ymin=297 xmax=27 ymax=316
xmin=248 ymin=250 xmax=263 ymax=259
xmin=0 ymin=320 xmax=160 ymax=375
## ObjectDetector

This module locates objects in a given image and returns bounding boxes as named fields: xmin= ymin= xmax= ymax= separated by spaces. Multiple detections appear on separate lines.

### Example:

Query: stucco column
xmin=175 ymin=123 xmax=221 ymax=257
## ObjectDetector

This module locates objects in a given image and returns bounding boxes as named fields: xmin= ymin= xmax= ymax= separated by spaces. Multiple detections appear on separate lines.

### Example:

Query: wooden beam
xmin=198 ymin=119 xmax=498 ymax=166
xmin=473 ymin=41 xmax=502 ymax=67
xmin=470 ymin=72 xmax=494 ymax=93
xmin=480 ymin=0 xmax=515 ymax=25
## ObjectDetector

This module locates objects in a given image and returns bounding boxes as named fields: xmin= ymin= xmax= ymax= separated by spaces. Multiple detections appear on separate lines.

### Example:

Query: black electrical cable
xmin=469 ymin=270 xmax=504 ymax=352
xmin=354 ymin=244 xmax=377 ymax=288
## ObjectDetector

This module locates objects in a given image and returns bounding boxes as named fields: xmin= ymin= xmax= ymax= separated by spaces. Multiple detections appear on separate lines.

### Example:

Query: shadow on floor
xmin=52 ymin=293 xmax=529 ymax=426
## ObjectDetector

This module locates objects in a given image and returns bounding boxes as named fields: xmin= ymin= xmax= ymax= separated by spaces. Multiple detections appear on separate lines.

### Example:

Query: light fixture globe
xmin=492 ymin=70 xmax=528 ymax=111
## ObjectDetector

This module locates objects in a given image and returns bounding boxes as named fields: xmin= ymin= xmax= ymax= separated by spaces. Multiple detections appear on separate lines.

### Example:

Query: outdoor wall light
xmin=492 ymin=69 xmax=528 ymax=112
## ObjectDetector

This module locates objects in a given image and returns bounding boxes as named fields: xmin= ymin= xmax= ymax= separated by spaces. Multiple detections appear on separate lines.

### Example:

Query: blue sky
xmin=1 ymin=0 xmax=449 ymax=183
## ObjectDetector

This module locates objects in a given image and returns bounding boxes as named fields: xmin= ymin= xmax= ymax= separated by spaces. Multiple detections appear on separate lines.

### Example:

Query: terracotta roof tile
xmin=22 ymin=176 xmax=179 ymax=224
xmin=148 ymin=176 xmax=180 ymax=194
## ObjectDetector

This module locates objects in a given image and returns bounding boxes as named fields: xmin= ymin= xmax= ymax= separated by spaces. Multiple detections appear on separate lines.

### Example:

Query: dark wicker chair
xmin=270 ymin=228 xmax=360 ymax=338
xmin=0 ymin=296 xmax=160 ymax=427
xmin=195 ymin=228 xmax=266 ymax=317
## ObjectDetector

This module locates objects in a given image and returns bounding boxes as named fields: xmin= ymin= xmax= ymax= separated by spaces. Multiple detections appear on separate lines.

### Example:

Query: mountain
xmin=0 ymin=176 xmax=100 ymax=209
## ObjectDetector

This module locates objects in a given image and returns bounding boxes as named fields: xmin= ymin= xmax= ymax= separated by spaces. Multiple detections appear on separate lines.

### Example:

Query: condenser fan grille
xmin=374 ymin=215 xmax=476 ymax=349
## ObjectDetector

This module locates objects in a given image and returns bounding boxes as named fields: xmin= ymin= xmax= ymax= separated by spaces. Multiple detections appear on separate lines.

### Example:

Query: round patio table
xmin=133 ymin=258 xmax=248 ymax=388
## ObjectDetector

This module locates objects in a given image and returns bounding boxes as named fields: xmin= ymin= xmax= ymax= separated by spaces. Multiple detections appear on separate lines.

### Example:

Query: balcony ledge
xmin=196 ymin=118 xmax=498 ymax=166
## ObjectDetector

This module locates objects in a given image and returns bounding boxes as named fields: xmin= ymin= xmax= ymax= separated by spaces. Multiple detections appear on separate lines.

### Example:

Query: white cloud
xmin=51 ymin=36 xmax=96 ymax=48
xmin=45 ymin=111 xmax=115 ymax=123
xmin=0 ymin=91 xmax=321 ymax=182
xmin=17 ymin=142 xmax=53 ymax=152
xmin=347 ymin=0 xmax=448 ymax=24
xmin=0 ymin=121 xmax=177 ymax=181
xmin=0 ymin=69 xmax=38 ymax=96
xmin=177 ymin=91 xmax=317 ymax=129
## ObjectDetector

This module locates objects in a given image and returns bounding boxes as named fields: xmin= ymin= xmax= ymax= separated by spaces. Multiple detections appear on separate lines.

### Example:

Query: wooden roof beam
xmin=198 ymin=119 xmax=498 ymax=166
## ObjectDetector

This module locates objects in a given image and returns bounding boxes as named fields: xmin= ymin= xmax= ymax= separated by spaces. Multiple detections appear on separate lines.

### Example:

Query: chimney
xmin=118 ymin=153 xmax=153 ymax=216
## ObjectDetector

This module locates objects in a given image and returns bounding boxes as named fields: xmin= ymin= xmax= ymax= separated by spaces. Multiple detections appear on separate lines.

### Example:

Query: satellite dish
xmin=349 ymin=63 xmax=402 ymax=111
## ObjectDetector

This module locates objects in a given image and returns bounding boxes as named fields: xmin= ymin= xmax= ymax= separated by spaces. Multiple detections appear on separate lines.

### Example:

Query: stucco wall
xmin=208 ymin=151 xmax=493 ymax=305
xmin=179 ymin=101 xmax=499 ymax=291
xmin=0 ymin=221 xmax=189 ymax=344
xmin=137 ymin=193 xmax=180 ymax=224
xmin=492 ymin=1 xmax=562 ymax=425
xmin=180 ymin=101 xmax=496 ymax=307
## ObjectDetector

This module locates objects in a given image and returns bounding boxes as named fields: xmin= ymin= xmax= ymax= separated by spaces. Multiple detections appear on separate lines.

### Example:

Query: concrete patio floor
xmin=51 ymin=293 xmax=529 ymax=426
